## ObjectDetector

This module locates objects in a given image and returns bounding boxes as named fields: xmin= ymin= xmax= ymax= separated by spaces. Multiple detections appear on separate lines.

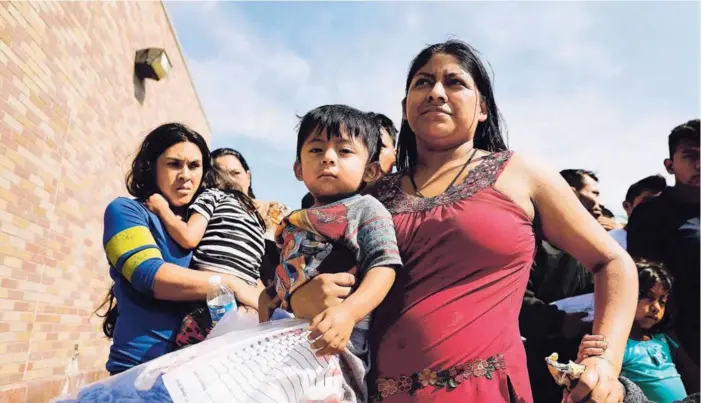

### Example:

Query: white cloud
xmin=167 ymin=2 xmax=697 ymax=214
xmin=168 ymin=3 xmax=318 ymax=147
xmin=469 ymin=2 xmax=622 ymax=78
xmin=502 ymin=90 xmax=684 ymax=216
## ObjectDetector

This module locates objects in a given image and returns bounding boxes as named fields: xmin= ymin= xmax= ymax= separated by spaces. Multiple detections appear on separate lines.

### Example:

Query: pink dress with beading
xmin=370 ymin=151 xmax=535 ymax=403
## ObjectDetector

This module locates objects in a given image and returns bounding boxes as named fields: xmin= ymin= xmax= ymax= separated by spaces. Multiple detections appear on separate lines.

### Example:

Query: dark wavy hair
xmin=204 ymin=163 xmax=265 ymax=228
xmin=636 ymin=259 xmax=675 ymax=335
xmin=625 ymin=174 xmax=667 ymax=203
xmin=396 ymin=40 xmax=508 ymax=171
xmin=211 ymin=148 xmax=256 ymax=199
xmin=97 ymin=123 xmax=211 ymax=339
xmin=125 ymin=123 xmax=211 ymax=201
xmin=367 ymin=112 xmax=398 ymax=145
xmin=560 ymin=169 xmax=599 ymax=190
xmin=669 ymin=119 xmax=700 ymax=158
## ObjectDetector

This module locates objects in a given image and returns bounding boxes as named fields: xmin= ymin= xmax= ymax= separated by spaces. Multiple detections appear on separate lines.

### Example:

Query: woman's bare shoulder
xmin=493 ymin=151 xmax=558 ymax=221
xmin=502 ymin=151 xmax=562 ymax=188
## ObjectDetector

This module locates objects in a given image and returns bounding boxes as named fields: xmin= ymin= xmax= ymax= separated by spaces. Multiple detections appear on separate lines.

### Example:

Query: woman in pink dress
xmin=290 ymin=40 xmax=638 ymax=403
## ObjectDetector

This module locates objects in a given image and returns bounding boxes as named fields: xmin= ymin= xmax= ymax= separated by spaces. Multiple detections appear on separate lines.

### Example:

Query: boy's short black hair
xmin=668 ymin=119 xmax=700 ymax=158
xmin=625 ymin=175 xmax=667 ymax=203
xmin=560 ymin=169 xmax=599 ymax=189
xmin=367 ymin=112 xmax=398 ymax=145
xmin=600 ymin=205 xmax=615 ymax=218
xmin=301 ymin=192 xmax=314 ymax=209
xmin=636 ymin=259 xmax=675 ymax=334
xmin=296 ymin=105 xmax=380 ymax=163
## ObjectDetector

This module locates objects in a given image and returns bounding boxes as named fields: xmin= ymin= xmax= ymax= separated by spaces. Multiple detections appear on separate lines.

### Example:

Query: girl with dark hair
xmin=579 ymin=261 xmax=692 ymax=403
xmin=97 ymin=123 xmax=244 ymax=374
xmin=288 ymin=40 xmax=638 ymax=402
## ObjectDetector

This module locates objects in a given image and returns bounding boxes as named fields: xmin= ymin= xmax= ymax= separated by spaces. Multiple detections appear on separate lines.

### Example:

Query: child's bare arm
xmin=224 ymin=276 xmax=264 ymax=310
xmin=146 ymin=194 xmax=208 ymax=249
xmin=310 ymin=266 xmax=395 ymax=356
xmin=258 ymin=286 xmax=277 ymax=322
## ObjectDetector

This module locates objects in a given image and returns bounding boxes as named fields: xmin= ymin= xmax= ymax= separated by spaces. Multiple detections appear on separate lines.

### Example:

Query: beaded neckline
xmin=372 ymin=151 xmax=513 ymax=215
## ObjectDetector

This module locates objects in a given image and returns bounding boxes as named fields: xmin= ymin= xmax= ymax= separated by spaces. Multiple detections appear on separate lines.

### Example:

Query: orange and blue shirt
xmin=103 ymin=197 xmax=192 ymax=374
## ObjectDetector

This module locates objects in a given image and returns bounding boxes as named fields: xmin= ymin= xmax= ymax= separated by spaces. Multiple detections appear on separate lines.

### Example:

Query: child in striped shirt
xmin=146 ymin=162 xmax=266 ymax=347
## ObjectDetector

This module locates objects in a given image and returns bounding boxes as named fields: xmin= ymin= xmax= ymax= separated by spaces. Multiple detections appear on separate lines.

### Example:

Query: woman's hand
xmin=289 ymin=273 xmax=356 ymax=320
xmin=564 ymin=356 xmax=623 ymax=403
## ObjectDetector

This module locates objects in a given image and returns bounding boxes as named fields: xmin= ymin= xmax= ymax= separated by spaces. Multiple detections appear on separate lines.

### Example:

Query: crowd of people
xmin=96 ymin=39 xmax=699 ymax=403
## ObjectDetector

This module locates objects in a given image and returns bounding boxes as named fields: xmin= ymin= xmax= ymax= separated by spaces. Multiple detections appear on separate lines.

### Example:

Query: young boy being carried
xmin=259 ymin=104 xmax=402 ymax=402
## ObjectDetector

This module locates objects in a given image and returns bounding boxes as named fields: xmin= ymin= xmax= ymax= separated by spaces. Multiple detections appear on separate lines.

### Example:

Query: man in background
xmin=628 ymin=119 xmax=700 ymax=383
xmin=609 ymin=174 xmax=667 ymax=248
xmin=560 ymin=169 xmax=623 ymax=230
xmin=521 ymin=168 xmax=617 ymax=403
xmin=367 ymin=112 xmax=398 ymax=175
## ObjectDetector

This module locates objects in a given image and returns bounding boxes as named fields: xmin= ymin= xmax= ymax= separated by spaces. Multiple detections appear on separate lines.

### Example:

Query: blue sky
xmin=165 ymin=1 xmax=699 ymax=218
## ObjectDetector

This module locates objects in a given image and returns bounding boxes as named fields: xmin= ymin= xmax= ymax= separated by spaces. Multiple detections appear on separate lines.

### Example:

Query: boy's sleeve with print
xmin=103 ymin=198 xmax=165 ymax=295
xmin=189 ymin=189 xmax=219 ymax=222
xmin=347 ymin=195 xmax=402 ymax=274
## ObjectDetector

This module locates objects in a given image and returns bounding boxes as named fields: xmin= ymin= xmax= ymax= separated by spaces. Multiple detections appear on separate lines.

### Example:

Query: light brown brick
xmin=0 ymin=0 xmax=210 ymax=390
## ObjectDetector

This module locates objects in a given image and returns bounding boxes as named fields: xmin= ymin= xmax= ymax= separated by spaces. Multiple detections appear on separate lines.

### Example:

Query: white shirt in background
xmin=609 ymin=227 xmax=627 ymax=249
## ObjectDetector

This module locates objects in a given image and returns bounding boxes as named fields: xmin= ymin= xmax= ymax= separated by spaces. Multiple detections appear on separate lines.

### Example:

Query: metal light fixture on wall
xmin=134 ymin=48 xmax=172 ymax=81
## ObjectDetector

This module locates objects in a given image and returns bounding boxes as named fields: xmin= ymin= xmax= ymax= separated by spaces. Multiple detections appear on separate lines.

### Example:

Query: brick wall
xmin=0 ymin=1 xmax=210 ymax=401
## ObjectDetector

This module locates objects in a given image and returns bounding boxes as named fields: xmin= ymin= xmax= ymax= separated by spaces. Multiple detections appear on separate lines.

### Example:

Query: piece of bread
xmin=545 ymin=353 xmax=586 ymax=391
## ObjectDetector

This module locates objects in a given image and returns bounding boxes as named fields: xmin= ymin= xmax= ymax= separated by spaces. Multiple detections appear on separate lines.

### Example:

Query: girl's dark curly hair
xmin=210 ymin=148 xmax=256 ymax=199
xmin=636 ymin=259 xmax=675 ymax=335
xmin=204 ymin=163 xmax=265 ymax=229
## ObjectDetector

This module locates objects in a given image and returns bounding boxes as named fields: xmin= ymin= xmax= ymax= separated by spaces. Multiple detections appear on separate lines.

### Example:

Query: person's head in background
xmin=295 ymin=104 xmax=381 ymax=206
xmin=367 ymin=112 xmax=398 ymax=175
xmin=560 ymin=169 xmax=602 ymax=216
xmin=632 ymin=259 xmax=674 ymax=338
xmin=210 ymin=148 xmax=256 ymax=199
xmin=601 ymin=205 xmax=615 ymax=219
xmin=664 ymin=119 xmax=700 ymax=193
xmin=622 ymin=175 xmax=667 ymax=217
xmin=204 ymin=161 xmax=265 ymax=227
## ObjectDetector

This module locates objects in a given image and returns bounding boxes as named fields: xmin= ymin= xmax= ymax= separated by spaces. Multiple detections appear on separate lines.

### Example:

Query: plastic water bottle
xmin=271 ymin=308 xmax=295 ymax=321
xmin=206 ymin=275 xmax=237 ymax=325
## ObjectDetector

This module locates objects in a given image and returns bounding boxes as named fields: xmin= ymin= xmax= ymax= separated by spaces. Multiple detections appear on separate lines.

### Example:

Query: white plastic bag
xmin=207 ymin=306 xmax=259 ymax=339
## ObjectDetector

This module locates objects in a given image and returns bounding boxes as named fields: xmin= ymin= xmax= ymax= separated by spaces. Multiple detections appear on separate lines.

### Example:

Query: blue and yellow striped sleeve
xmin=103 ymin=198 xmax=164 ymax=294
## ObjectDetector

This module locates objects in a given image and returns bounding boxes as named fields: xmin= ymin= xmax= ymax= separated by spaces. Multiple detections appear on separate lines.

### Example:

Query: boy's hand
xmin=258 ymin=290 xmax=275 ymax=323
xmin=308 ymin=305 xmax=355 ymax=356
xmin=146 ymin=193 xmax=169 ymax=214
xmin=576 ymin=334 xmax=608 ymax=363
